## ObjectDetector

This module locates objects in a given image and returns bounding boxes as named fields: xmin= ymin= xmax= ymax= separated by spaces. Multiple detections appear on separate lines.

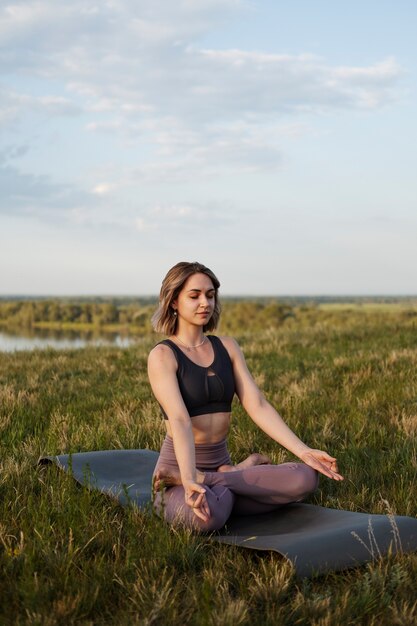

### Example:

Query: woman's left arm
xmin=222 ymin=337 xmax=343 ymax=481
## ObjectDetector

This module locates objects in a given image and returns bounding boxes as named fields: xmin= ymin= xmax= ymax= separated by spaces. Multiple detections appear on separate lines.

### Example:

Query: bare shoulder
xmin=216 ymin=335 xmax=244 ymax=360
xmin=147 ymin=342 xmax=177 ymax=371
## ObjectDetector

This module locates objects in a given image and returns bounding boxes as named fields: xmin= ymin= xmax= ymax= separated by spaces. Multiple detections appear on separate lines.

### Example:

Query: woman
xmin=148 ymin=261 xmax=343 ymax=532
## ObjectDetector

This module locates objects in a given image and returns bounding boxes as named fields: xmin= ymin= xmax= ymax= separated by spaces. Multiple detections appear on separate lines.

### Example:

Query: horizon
xmin=1 ymin=293 xmax=417 ymax=301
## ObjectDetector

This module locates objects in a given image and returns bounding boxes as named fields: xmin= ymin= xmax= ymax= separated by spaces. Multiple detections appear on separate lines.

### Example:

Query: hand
xmin=184 ymin=481 xmax=211 ymax=522
xmin=300 ymin=449 xmax=344 ymax=481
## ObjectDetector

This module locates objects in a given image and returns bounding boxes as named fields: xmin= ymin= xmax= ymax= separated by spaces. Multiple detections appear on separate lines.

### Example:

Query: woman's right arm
xmin=147 ymin=345 xmax=210 ymax=521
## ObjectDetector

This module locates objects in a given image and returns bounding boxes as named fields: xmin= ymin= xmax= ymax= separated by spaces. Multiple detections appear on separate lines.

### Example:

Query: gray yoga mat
xmin=39 ymin=449 xmax=417 ymax=578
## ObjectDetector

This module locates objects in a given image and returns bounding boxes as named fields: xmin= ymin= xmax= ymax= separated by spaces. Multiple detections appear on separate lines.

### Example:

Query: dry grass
xmin=1 ymin=309 xmax=417 ymax=624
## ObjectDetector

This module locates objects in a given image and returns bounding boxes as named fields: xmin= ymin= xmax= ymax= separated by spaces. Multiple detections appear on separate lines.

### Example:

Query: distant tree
xmin=259 ymin=302 xmax=293 ymax=328
xmin=99 ymin=303 xmax=119 ymax=324
xmin=17 ymin=302 xmax=35 ymax=327
xmin=47 ymin=301 xmax=62 ymax=322
xmin=79 ymin=304 xmax=93 ymax=324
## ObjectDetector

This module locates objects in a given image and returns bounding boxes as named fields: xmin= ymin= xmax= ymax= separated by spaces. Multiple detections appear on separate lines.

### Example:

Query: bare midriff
xmin=165 ymin=412 xmax=232 ymax=444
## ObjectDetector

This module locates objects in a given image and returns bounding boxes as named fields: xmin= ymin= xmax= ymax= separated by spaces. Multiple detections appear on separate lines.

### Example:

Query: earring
xmin=173 ymin=310 xmax=177 ymax=316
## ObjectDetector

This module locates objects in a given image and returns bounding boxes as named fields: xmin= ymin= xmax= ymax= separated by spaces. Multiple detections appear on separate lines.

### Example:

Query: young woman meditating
xmin=148 ymin=261 xmax=343 ymax=532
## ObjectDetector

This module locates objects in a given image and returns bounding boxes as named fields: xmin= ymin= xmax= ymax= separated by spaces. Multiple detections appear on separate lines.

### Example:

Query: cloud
xmin=193 ymin=51 xmax=403 ymax=114
xmin=2 ymin=2 xmax=403 ymax=124
xmin=0 ymin=145 xmax=91 ymax=218
xmin=0 ymin=1 xmax=406 ymax=221
xmin=91 ymin=183 xmax=114 ymax=195
xmin=126 ymin=122 xmax=284 ymax=182
xmin=0 ymin=0 xmax=242 ymax=73
xmin=0 ymin=163 xmax=81 ymax=216
xmin=0 ymin=86 xmax=81 ymax=129
xmin=54 ymin=199 xmax=235 ymax=234
xmin=133 ymin=202 xmax=234 ymax=234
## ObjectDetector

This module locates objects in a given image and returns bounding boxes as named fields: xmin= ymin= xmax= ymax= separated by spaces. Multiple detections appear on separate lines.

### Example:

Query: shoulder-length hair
xmin=151 ymin=261 xmax=221 ymax=336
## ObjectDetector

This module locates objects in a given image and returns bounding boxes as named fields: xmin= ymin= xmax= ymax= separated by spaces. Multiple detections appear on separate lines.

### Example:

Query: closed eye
xmin=189 ymin=291 xmax=215 ymax=299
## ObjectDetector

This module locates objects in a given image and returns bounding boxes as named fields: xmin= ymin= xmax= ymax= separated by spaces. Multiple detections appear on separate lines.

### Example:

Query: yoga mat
xmin=40 ymin=449 xmax=159 ymax=508
xmin=39 ymin=449 xmax=417 ymax=578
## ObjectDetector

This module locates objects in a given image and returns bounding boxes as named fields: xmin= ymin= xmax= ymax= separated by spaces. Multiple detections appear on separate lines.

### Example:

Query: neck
xmin=173 ymin=323 xmax=205 ymax=346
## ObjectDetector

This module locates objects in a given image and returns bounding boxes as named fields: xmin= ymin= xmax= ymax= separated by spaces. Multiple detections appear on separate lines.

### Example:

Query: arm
xmin=147 ymin=345 xmax=210 ymax=519
xmin=222 ymin=337 xmax=343 ymax=481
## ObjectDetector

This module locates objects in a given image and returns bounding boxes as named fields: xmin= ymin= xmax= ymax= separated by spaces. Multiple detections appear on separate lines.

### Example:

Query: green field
xmin=318 ymin=302 xmax=417 ymax=313
xmin=1 ymin=305 xmax=417 ymax=625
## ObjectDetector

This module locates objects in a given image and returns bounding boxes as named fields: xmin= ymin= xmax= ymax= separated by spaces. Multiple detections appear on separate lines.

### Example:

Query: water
xmin=0 ymin=327 xmax=139 ymax=352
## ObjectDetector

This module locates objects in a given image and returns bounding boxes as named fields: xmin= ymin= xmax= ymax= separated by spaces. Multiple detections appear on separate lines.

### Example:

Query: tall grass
xmin=1 ymin=308 xmax=416 ymax=625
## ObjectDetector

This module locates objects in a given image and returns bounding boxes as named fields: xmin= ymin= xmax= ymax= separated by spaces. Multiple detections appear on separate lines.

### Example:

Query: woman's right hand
xmin=184 ymin=481 xmax=211 ymax=522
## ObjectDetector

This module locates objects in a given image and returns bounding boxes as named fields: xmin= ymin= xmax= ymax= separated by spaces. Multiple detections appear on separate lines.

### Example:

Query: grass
xmin=1 ymin=308 xmax=417 ymax=625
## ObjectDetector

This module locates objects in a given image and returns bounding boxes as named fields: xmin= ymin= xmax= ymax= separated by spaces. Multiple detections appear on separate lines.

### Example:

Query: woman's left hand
xmin=299 ymin=449 xmax=344 ymax=481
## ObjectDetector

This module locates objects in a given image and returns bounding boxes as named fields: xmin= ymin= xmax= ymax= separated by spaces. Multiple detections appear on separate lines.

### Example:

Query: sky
xmin=1 ymin=0 xmax=416 ymax=296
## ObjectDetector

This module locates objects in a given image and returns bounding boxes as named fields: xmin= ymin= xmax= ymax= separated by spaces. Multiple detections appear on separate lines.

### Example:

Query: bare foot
xmin=153 ymin=465 xmax=205 ymax=490
xmin=218 ymin=453 xmax=272 ymax=473
xmin=237 ymin=453 xmax=272 ymax=469
xmin=153 ymin=465 xmax=182 ymax=491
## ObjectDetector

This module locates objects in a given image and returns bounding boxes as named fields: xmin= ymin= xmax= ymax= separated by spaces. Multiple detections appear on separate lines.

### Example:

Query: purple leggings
xmin=153 ymin=436 xmax=319 ymax=532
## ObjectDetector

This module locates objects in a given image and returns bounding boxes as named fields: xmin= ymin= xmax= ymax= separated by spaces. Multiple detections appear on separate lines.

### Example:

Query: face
xmin=173 ymin=272 xmax=216 ymax=327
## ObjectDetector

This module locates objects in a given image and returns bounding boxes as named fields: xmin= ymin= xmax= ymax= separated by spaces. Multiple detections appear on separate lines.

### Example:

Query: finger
xmin=192 ymin=506 xmax=210 ymax=522
xmin=325 ymin=460 xmax=342 ymax=478
xmin=188 ymin=490 xmax=206 ymax=505
xmin=190 ymin=495 xmax=210 ymax=521
xmin=185 ymin=494 xmax=200 ymax=508
xmin=310 ymin=459 xmax=344 ymax=481
xmin=323 ymin=460 xmax=339 ymax=473
xmin=317 ymin=466 xmax=335 ymax=479
xmin=185 ymin=485 xmax=206 ymax=499
xmin=186 ymin=490 xmax=207 ymax=510
xmin=153 ymin=478 xmax=164 ymax=492
xmin=193 ymin=493 xmax=205 ymax=508
xmin=305 ymin=453 xmax=341 ymax=476
xmin=323 ymin=466 xmax=344 ymax=480
xmin=196 ymin=499 xmax=211 ymax=521
xmin=201 ymin=497 xmax=211 ymax=518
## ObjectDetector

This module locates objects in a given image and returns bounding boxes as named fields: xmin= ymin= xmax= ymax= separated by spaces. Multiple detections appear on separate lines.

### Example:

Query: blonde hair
xmin=151 ymin=261 xmax=221 ymax=335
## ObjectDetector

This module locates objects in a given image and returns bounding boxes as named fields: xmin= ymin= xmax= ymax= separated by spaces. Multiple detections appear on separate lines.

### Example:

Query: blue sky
xmin=1 ymin=0 xmax=416 ymax=295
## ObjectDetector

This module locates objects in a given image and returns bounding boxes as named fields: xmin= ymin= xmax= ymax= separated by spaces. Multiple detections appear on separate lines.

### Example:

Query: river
xmin=0 ymin=327 xmax=139 ymax=352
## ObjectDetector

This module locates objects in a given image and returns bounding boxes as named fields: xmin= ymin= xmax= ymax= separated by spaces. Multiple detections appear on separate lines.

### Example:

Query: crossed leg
xmin=152 ymin=452 xmax=271 ymax=492
xmin=153 ymin=461 xmax=318 ymax=531
xmin=203 ymin=462 xmax=319 ymax=515
xmin=153 ymin=483 xmax=235 ymax=532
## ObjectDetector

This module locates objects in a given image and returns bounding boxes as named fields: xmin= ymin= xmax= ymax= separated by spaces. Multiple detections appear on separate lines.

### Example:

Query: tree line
xmin=0 ymin=300 xmax=155 ymax=328
xmin=0 ymin=299 xmax=295 ymax=333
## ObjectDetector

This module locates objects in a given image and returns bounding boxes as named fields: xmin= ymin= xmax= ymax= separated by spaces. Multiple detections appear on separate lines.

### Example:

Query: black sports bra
xmin=157 ymin=335 xmax=235 ymax=419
